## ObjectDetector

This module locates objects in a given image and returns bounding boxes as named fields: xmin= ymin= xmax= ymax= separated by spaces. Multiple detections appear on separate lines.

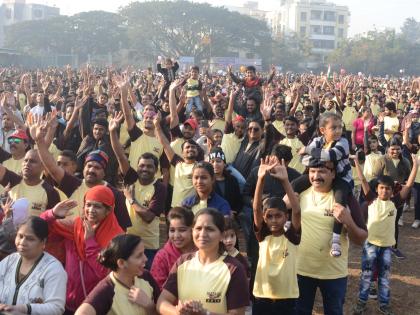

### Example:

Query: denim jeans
xmin=296 ymin=275 xmax=347 ymax=315
xmin=186 ymin=95 xmax=203 ymax=116
xmin=414 ymin=183 xmax=420 ymax=220
xmin=253 ymin=298 xmax=297 ymax=315
xmin=358 ymin=242 xmax=392 ymax=306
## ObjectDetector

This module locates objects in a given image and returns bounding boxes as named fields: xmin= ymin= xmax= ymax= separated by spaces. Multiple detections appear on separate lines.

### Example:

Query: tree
xmin=5 ymin=11 xmax=127 ymax=61
xmin=119 ymin=1 xmax=272 ymax=65
xmin=327 ymin=29 xmax=420 ymax=75
xmin=401 ymin=17 xmax=420 ymax=43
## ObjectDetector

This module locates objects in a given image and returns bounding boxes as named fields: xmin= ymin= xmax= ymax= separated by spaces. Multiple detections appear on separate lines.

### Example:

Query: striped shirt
xmin=304 ymin=136 xmax=353 ymax=184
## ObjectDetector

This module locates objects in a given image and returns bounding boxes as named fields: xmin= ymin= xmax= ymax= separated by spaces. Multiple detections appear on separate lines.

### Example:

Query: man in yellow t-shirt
xmin=296 ymin=158 xmax=367 ymax=315
xmin=154 ymin=115 xmax=200 ymax=207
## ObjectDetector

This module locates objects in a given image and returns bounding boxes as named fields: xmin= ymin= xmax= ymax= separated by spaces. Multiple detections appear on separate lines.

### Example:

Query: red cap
xmin=8 ymin=129 xmax=29 ymax=141
xmin=184 ymin=118 xmax=198 ymax=130
xmin=233 ymin=115 xmax=246 ymax=123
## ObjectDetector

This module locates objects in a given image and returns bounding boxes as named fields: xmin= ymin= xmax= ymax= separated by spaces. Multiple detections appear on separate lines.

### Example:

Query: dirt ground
xmin=159 ymin=209 xmax=420 ymax=315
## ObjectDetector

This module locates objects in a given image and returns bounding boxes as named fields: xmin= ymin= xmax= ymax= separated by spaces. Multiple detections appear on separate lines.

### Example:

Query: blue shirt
xmin=182 ymin=192 xmax=231 ymax=216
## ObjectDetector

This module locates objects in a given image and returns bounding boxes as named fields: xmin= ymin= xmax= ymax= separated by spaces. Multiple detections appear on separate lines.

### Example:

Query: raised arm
xmin=153 ymin=112 xmax=175 ymax=162
xmin=400 ymin=154 xmax=418 ymax=200
xmin=109 ymin=112 xmax=130 ymax=176
xmin=354 ymin=155 xmax=371 ymax=197
xmin=270 ymin=158 xmax=301 ymax=231
xmin=253 ymin=158 xmax=271 ymax=231
xmin=169 ymin=81 xmax=180 ymax=129
xmin=116 ymin=76 xmax=136 ymax=131
xmin=29 ymin=116 xmax=65 ymax=184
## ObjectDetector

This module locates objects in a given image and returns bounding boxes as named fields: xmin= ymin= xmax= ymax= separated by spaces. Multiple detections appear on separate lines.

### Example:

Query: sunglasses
xmin=8 ymin=138 xmax=23 ymax=144
xmin=248 ymin=127 xmax=261 ymax=132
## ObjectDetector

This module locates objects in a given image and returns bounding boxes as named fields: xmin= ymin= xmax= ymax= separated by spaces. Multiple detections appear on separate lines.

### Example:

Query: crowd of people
xmin=0 ymin=62 xmax=419 ymax=315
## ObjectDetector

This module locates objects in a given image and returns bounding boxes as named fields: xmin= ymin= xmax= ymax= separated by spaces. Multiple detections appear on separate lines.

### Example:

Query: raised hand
xmin=269 ymin=158 xmax=289 ymax=182
xmin=27 ymin=114 xmax=48 ymax=143
xmin=258 ymin=156 xmax=276 ymax=179
xmin=52 ymin=199 xmax=77 ymax=218
xmin=153 ymin=111 xmax=162 ymax=127
xmin=83 ymin=219 xmax=95 ymax=240
xmin=128 ymin=287 xmax=152 ymax=308
xmin=109 ymin=111 xmax=124 ymax=132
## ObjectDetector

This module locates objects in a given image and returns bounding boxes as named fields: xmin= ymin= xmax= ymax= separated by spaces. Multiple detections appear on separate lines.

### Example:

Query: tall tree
xmin=119 ymin=1 xmax=272 ymax=65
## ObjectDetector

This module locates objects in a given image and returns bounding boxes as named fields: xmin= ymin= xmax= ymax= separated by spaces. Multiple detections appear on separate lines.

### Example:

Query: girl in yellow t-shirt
xmin=252 ymin=157 xmax=301 ymax=314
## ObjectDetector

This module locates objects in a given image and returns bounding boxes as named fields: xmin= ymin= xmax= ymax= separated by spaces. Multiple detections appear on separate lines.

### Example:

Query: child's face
xmin=376 ymin=183 xmax=393 ymax=200
xmin=369 ymin=139 xmax=378 ymax=151
xmin=165 ymin=61 xmax=173 ymax=68
xmin=190 ymin=69 xmax=199 ymax=79
xmin=222 ymin=229 xmax=237 ymax=252
xmin=263 ymin=208 xmax=288 ymax=234
xmin=245 ymin=70 xmax=255 ymax=79
xmin=320 ymin=119 xmax=343 ymax=142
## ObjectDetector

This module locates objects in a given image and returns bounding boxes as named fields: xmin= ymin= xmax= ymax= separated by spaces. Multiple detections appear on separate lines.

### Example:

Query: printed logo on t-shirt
xmin=153 ymin=147 xmax=160 ymax=154
xmin=32 ymin=202 xmax=43 ymax=212
xmin=388 ymin=209 xmax=395 ymax=217
xmin=206 ymin=291 xmax=222 ymax=303
xmin=323 ymin=209 xmax=334 ymax=217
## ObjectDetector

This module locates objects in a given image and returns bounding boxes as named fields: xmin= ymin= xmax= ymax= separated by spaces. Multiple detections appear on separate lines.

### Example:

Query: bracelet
xmin=26 ymin=304 xmax=32 ymax=315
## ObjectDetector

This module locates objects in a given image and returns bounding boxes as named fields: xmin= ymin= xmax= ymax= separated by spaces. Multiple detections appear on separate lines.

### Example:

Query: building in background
xmin=226 ymin=1 xmax=268 ymax=22
xmin=0 ymin=0 xmax=60 ymax=47
xmin=267 ymin=0 xmax=350 ymax=63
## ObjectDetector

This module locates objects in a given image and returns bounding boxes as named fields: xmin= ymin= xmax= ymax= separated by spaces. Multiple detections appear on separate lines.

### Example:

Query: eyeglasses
xmin=7 ymin=138 xmax=23 ymax=144
xmin=248 ymin=127 xmax=261 ymax=132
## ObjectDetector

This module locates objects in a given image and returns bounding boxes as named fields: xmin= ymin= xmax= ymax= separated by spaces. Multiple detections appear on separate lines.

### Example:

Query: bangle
xmin=26 ymin=304 xmax=32 ymax=314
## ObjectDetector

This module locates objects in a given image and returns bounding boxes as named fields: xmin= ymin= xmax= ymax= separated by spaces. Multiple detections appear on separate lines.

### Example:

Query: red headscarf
xmin=51 ymin=185 xmax=124 ymax=260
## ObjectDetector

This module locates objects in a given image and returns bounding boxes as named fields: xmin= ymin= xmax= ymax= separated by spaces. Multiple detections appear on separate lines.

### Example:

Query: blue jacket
xmin=182 ymin=192 xmax=231 ymax=216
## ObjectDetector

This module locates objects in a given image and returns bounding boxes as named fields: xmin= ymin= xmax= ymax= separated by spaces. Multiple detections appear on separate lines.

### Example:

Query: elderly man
xmin=294 ymin=157 xmax=367 ymax=315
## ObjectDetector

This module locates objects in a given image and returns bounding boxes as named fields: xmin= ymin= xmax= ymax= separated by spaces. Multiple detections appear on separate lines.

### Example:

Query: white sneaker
xmin=403 ymin=204 xmax=410 ymax=212
xmin=412 ymin=220 xmax=420 ymax=229
xmin=398 ymin=217 xmax=404 ymax=226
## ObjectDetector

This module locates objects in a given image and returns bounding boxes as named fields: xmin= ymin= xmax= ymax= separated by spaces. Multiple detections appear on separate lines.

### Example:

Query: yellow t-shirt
xmin=129 ymin=133 xmax=164 ymax=179
xmin=126 ymin=180 xmax=160 ymax=250
xmin=107 ymin=272 xmax=155 ymax=315
xmin=169 ymin=138 xmax=185 ymax=186
xmin=3 ymin=157 xmax=23 ymax=174
xmin=191 ymin=199 xmax=208 ymax=215
xmin=279 ymin=137 xmax=305 ymax=173
xmin=370 ymin=103 xmax=381 ymax=117
xmin=186 ymin=79 xmax=200 ymax=98
xmin=175 ymin=253 xmax=233 ymax=313
xmin=221 ymin=134 xmax=243 ymax=164
xmin=273 ymin=120 xmax=285 ymax=135
xmin=297 ymin=187 xmax=349 ymax=279
xmin=367 ymin=199 xmax=396 ymax=247
xmin=363 ymin=152 xmax=383 ymax=182
xmin=210 ymin=119 xmax=226 ymax=132
xmin=171 ymin=161 xmax=195 ymax=207
xmin=415 ymin=150 xmax=420 ymax=183
xmin=342 ymin=106 xmax=358 ymax=131
xmin=9 ymin=181 xmax=51 ymax=216
xmin=383 ymin=116 xmax=400 ymax=141
xmin=253 ymin=234 xmax=299 ymax=299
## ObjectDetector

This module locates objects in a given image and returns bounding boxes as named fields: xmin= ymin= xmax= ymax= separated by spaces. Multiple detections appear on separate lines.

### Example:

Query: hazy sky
xmin=4 ymin=0 xmax=420 ymax=36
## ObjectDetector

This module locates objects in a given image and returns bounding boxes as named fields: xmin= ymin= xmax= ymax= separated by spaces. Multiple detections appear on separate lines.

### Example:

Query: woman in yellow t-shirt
xmin=252 ymin=158 xmax=301 ymax=314
xmin=75 ymin=234 xmax=159 ymax=315
xmin=157 ymin=208 xmax=249 ymax=314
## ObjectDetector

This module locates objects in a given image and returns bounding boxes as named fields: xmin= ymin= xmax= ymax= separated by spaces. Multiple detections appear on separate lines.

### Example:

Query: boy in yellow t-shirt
xmin=252 ymin=157 xmax=301 ymax=314
xmin=352 ymin=155 xmax=417 ymax=315
xmin=185 ymin=66 xmax=203 ymax=117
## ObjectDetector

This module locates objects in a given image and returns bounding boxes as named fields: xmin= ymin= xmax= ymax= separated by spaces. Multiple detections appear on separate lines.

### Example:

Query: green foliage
xmin=119 ymin=0 xmax=272 ymax=63
xmin=401 ymin=17 xmax=420 ymax=43
xmin=327 ymin=23 xmax=420 ymax=75
xmin=5 ymin=11 xmax=127 ymax=59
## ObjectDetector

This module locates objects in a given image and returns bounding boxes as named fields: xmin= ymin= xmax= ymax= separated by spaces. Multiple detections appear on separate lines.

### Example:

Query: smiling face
xmin=92 ymin=124 xmax=106 ymax=140
xmin=84 ymin=200 xmax=110 ymax=226
xmin=376 ymin=183 xmax=393 ymax=201
xmin=182 ymin=142 xmax=198 ymax=161
xmin=137 ymin=158 xmax=157 ymax=183
xmin=388 ymin=145 xmax=401 ymax=159
xmin=309 ymin=164 xmax=335 ymax=192
xmin=169 ymin=218 xmax=193 ymax=252
xmin=122 ymin=241 xmax=147 ymax=277
xmin=248 ymin=121 xmax=263 ymax=142
xmin=320 ymin=118 xmax=343 ymax=142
